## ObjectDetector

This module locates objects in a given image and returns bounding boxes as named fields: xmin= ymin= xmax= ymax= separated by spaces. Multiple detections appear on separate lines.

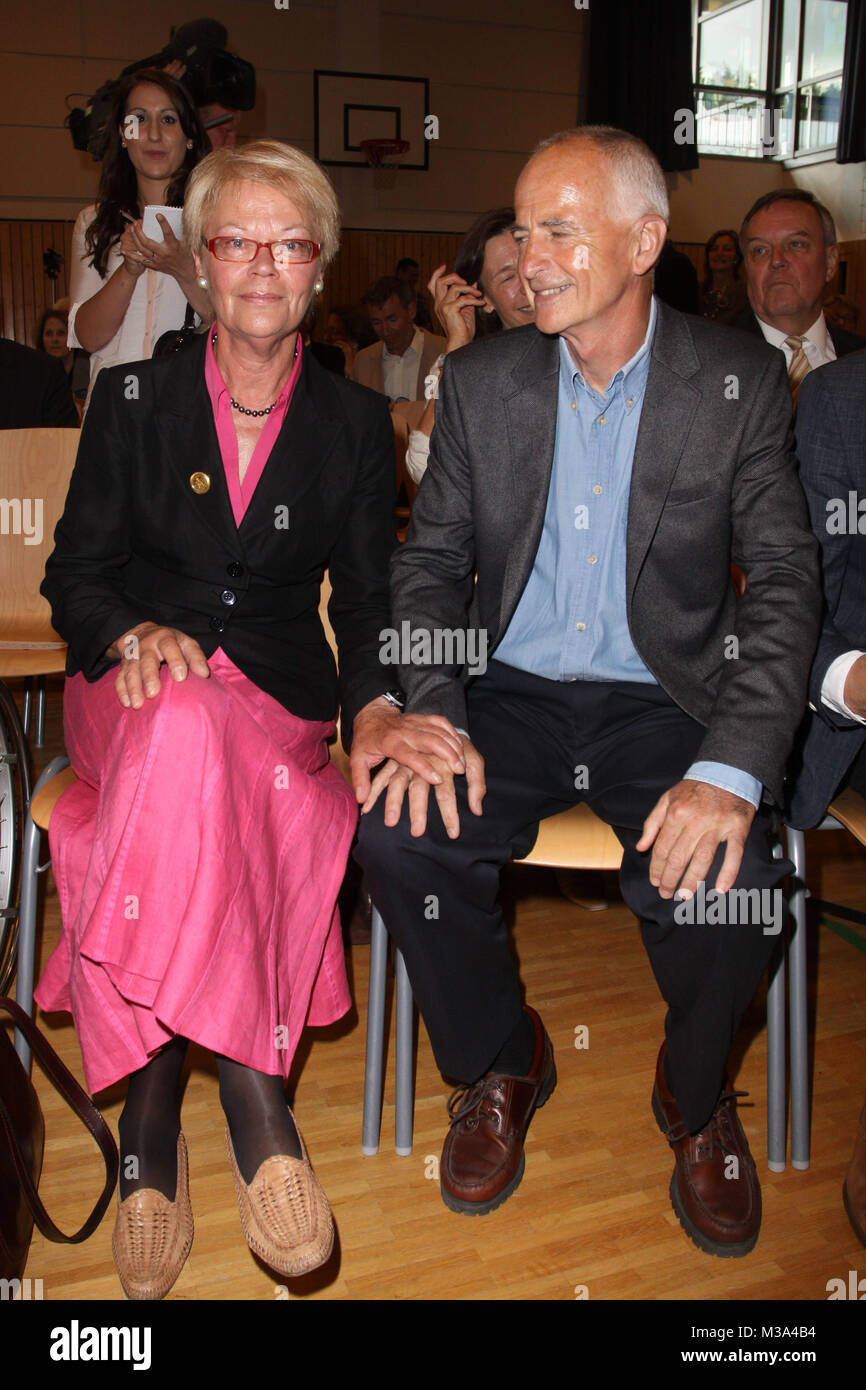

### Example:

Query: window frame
xmin=692 ymin=0 xmax=847 ymax=163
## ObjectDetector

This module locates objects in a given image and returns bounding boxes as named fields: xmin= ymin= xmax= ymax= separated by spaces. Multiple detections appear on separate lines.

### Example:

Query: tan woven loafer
xmin=226 ymin=1124 xmax=334 ymax=1277
xmin=112 ymin=1131 xmax=194 ymax=1300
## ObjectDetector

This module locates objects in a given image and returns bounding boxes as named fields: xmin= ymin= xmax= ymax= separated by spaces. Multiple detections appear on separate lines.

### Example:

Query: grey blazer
xmin=391 ymin=301 xmax=822 ymax=807
xmin=786 ymin=350 xmax=866 ymax=827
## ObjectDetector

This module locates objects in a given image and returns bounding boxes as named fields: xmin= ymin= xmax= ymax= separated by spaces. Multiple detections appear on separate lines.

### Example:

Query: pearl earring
xmin=196 ymin=276 xmax=209 ymax=290
xmin=314 ymin=280 xmax=324 ymax=294
xmin=186 ymin=140 xmax=193 ymax=149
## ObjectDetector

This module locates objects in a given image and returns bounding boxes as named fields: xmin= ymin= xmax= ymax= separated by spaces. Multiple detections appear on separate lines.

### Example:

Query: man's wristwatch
xmin=380 ymin=689 xmax=405 ymax=710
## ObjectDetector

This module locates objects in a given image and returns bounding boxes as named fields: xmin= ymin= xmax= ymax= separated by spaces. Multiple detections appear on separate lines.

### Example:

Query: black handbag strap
xmin=0 ymin=996 xmax=118 ymax=1243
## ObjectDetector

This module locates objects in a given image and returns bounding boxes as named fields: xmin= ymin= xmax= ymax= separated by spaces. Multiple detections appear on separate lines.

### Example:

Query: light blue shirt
xmin=494 ymin=299 xmax=761 ymax=808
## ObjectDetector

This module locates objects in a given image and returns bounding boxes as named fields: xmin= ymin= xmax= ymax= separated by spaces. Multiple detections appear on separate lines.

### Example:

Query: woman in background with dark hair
xmin=68 ymin=68 xmax=211 ymax=404
xmin=405 ymin=207 xmax=534 ymax=485
xmin=699 ymin=228 xmax=748 ymax=324
xmin=35 ymin=304 xmax=90 ymax=404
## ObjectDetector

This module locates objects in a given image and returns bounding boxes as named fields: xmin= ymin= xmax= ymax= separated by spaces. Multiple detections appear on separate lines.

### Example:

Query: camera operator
xmin=127 ymin=20 xmax=253 ymax=151
xmin=198 ymin=104 xmax=241 ymax=149
xmin=68 ymin=69 xmax=210 ymax=405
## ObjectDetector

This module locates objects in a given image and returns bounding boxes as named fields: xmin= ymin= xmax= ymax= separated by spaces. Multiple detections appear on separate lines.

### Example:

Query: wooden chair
xmin=362 ymin=801 xmax=814 ymax=1171
xmin=0 ymin=428 xmax=79 ymax=744
xmin=0 ymin=428 xmax=78 ymax=996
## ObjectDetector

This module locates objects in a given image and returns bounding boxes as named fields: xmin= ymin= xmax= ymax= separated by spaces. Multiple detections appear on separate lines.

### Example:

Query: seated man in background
xmin=352 ymin=275 xmax=445 ymax=402
xmin=784 ymin=349 xmax=866 ymax=1252
xmin=733 ymin=191 xmax=865 ymax=396
xmin=355 ymin=125 xmax=821 ymax=1260
xmin=395 ymin=256 xmax=434 ymax=329
xmin=0 ymin=336 xmax=78 ymax=428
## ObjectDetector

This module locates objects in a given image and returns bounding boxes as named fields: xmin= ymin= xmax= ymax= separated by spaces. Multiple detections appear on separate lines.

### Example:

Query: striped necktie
xmin=784 ymin=335 xmax=811 ymax=410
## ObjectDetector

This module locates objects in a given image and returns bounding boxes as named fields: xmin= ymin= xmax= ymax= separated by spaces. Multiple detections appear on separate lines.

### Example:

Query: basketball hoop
xmin=360 ymin=137 xmax=410 ymax=169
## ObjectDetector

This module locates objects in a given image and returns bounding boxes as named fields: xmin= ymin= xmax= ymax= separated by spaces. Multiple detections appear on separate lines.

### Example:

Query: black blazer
xmin=42 ymin=336 xmax=396 ymax=740
xmin=0 ymin=338 xmax=78 ymax=428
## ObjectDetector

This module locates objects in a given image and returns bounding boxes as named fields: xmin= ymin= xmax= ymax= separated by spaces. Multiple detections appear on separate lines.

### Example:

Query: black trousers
xmin=356 ymin=660 xmax=784 ymax=1133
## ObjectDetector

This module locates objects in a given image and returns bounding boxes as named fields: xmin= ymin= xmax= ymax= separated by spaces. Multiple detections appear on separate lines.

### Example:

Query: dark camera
xmin=172 ymin=43 xmax=255 ymax=111
xmin=66 ymin=18 xmax=255 ymax=158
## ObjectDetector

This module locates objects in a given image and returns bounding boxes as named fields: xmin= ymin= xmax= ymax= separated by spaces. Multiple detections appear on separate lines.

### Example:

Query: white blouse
xmin=68 ymin=204 xmax=194 ymax=406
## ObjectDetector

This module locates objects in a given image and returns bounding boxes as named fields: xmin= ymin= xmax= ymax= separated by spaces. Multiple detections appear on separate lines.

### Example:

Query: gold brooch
xmin=189 ymin=472 xmax=211 ymax=494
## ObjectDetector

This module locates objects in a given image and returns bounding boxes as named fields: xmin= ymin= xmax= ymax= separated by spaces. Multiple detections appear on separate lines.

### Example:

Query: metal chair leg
xmin=766 ymin=937 xmax=787 ymax=1172
xmin=785 ymin=825 xmax=810 ymax=1170
xmin=362 ymin=905 xmax=389 ymax=1155
xmin=394 ymin=947 xmax=415 ymax=1156
xmin=14 ymin=756 xmax=70 ymax=1070
xmin=21 ymin=681 xmax=32 ymax=737
xmin=34 ymin=675 xmax=47 ymax=750
xmin=767 ymin=837 xmax=787 ymax=1171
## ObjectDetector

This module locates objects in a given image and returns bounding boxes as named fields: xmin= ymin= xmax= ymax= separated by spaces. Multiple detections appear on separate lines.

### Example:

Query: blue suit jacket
xmin=786 ymin=349 xmax=866 ymax=827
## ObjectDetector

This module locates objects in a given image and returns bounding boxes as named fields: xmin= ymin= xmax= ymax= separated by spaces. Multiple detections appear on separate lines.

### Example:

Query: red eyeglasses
xmin=206 ymin=236 xmax=321 ymax=264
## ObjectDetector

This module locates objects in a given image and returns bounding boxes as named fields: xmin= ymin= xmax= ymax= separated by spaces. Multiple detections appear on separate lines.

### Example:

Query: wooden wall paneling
xmin=0 ymin=223 xmax=14 ymax=340
xmin=0 ymin=220 xmax=79 ymax=346
xmin=23 ymin=225 xmax=38 ymax=345
xmin=318 ymin=228 xmax=462 ymax=336
xmin=673 ymin=241 xmax=704 ymax=282
xmin=838 ymin=240 xmax=866 ymax=329
xmin=2 ymin=223 xmax=865 ymax=348
xmin=11 ymin=225 xmax=26 ymax=345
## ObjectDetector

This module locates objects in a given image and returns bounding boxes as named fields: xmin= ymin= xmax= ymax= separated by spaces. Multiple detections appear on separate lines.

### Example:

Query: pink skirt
xmin=34 ymin=651 xmax=356 ymax=1094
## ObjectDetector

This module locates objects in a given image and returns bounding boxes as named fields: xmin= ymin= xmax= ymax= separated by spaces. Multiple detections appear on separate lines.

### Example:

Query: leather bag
xmin=152 ymin=301 xmax=200 ymax=359
xmin=0 ymin=996 xmax=118 ymax=1281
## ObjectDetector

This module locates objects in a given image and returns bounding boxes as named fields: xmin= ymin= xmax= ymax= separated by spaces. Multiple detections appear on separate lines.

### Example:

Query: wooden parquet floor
xmin=7 ymin=677 xmax=866 ymax=1303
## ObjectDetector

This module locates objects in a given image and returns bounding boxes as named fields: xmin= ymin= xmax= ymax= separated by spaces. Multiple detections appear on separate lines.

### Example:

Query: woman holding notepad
xmin=68 ymin=68 xmax=211 ymax=405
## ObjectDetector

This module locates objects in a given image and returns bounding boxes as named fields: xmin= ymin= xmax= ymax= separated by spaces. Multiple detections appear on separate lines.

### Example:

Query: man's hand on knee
xmin=109 ymin=623 xmax=210 ymax=709
xmin=636 ymin=779 xmax=756 ymax=900
xmin=359 ymin=736 xmax=486 ymax=838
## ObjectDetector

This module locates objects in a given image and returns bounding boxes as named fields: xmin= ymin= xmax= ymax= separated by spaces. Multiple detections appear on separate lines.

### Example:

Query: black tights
xmin=217 ymin=1054 xmax=301 ymax=1182
xmin=118 ymin=1035 xmax=187 ymax=1201
xmin=118 ymin=1038 xmax=302 ymax=1200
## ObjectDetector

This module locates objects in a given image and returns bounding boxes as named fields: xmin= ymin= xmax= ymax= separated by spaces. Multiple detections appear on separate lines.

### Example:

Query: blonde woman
xmin=38 ymin=140 xmax=461 ymax=1298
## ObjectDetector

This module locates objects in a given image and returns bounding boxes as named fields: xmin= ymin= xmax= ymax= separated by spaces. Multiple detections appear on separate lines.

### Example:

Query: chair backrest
xmin=0 ymin=428 xmax=79 ymax=645
xmin=827 ymin=788 xmax=866 ymax=848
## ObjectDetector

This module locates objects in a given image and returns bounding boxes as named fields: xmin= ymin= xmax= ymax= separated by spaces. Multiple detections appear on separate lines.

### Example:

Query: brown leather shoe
xmin=112 ymin=1131 xmax=194 ymax=1300
xmin=440 ymin=1006 xmax=556 ymax=1215
xmin=226 ymin=1123 xmax=334 ymax=1277
xmin=652 ymin=1043 xmax=761 ymax=1258
xmin=843 ymin=1096 xmax=866 ymax=1249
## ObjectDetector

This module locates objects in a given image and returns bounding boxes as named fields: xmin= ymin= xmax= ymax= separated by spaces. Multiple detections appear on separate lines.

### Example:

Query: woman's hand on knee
xmin=110 ymin=623 xmax=210 ymax=708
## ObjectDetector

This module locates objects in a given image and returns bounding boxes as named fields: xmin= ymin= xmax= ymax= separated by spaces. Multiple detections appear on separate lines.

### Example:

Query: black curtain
xmin=837 ymin=0 xmax=866 ymax=162
xmin=585 ymin=0 xmax=698 ymax=173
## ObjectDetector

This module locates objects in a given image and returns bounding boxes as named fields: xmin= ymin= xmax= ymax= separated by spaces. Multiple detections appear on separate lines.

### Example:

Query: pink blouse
xmin=204 ymin=331 xmax=304 ymax=526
